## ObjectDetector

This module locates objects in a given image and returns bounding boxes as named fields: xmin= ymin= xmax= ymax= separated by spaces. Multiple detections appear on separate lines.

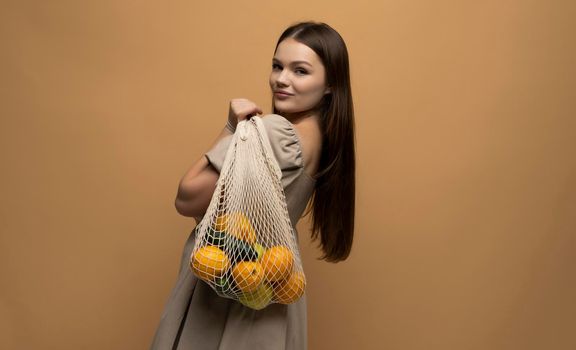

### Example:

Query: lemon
xmin=239 ymin=283 xmax=274 ymax=310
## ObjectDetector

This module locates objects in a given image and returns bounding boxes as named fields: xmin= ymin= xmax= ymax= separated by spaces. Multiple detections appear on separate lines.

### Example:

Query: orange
xmin=190 ymin=246 xmax=230 ymax=282
xmin=273 ymin=271 xmax=306 ymax=304
xmin=231 ymin=261 xmax=264 ymax=293
xmin=213 ymin=214 xmax=229 ymax=232
xmin=260 ymin=246 xmax=294 ymax=282
xmin=227 ymin=212 xmax=257 ymax=244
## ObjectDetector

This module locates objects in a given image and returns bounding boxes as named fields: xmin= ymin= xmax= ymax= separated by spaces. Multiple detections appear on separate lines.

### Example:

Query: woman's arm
xmin=177 ymin=98 xmax=262 ymax=221
xmin=174 ymin=126 xmax=233 ymax=219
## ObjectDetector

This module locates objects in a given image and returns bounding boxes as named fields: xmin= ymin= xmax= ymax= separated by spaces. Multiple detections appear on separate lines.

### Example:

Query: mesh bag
xmin=189 ymin=116 xmax=306 ymax=310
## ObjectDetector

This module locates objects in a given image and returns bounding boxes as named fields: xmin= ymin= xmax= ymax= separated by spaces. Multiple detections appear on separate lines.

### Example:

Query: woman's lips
xmin=274 ymin=92 xmax=293 ymax=98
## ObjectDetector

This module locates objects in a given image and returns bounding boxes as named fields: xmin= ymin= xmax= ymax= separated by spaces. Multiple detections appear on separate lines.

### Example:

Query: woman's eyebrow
xmin=272 ymin=58 xmax=312 ymax=67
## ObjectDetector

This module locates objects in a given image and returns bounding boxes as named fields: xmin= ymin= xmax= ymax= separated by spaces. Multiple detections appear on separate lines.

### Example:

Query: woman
xmin=150 ymin=21 xmax=355 ymax=350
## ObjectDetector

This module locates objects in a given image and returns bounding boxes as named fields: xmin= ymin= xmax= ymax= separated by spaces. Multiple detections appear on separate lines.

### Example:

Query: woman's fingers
xmin=229 ymin=98 xmax=263 ymax=123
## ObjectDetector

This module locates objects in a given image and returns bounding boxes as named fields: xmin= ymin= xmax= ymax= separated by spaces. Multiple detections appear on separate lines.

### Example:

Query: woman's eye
xmin=271 ymin=63 xmax=307 ymax=75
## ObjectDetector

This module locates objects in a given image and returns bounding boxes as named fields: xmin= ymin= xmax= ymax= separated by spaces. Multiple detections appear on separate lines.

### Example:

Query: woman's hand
xmin=226 ymin=98 xmax=263 ymax=132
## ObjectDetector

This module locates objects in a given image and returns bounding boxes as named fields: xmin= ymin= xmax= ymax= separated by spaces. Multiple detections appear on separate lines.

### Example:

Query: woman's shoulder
xmin=259 ymin=113 xmax=321 ymax=180
xmin=259 ymin=113 xmax=290 ymax=128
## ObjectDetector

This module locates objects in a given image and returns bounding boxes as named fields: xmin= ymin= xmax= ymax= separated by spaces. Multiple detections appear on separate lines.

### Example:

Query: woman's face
xmin=269 ymin=38 xmax=330 ymax=116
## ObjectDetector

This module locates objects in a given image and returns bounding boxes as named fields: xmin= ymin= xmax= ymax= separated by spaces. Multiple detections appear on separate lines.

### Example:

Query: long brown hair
xmin=271 ymin=21 xmax=355 ymax=263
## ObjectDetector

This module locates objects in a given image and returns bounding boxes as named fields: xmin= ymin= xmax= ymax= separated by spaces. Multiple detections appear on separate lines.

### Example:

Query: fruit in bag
xmin=239 ymin=282 xmax=274 ymax=310
xmin=226 ymin=235 xmax=259 ymax=263
xmin=231 ymin=261 xmax=264 ymax=293
xmin=190 ymin=246 xmax=230 ymax=282
xmin=227 ymin=212 xmax=257 ymax=244
xmin=213 ymin=214 xmax=229 ymax=231
xmin=260 ymin=246 xmax=294 ymax=282
xmin=253 ymin=243 xmax=265 ymax=261
xmin=214 ymin=270 xmax=238 ymax=295
xmin=273 ymin=270 xmax=306 ymax=304
xmin=205 ymin=227 xmax=227 ymax=247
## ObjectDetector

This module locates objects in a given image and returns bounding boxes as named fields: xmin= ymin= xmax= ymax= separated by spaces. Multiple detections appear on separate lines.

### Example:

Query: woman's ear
xmin=324 ymin=86 xmax=331 ymax=95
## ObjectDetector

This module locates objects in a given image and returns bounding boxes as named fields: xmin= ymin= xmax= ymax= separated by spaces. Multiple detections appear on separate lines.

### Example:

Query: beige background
xmin=1 ymin=1 xmax=575 ymax=349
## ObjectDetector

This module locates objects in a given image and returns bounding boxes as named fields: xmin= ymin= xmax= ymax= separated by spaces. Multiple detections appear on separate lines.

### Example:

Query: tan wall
xmin=1 ymin=1 xmax=575 ymax=349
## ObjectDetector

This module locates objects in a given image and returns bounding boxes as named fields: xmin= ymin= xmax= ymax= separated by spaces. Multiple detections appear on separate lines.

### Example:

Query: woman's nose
xmin=276 ymin=69 xmax=290 ymax=86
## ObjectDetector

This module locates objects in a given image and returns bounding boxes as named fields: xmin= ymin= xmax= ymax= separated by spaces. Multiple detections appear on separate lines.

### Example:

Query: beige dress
xmin=150 ymin=114 xmax=316 ymax=350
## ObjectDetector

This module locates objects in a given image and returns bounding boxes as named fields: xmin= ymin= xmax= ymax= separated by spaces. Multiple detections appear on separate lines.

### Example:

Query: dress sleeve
xmin=204 ymin=132 xmax=233 ymax=173
xmin=260 ymin=114 xmax=305 ymax=174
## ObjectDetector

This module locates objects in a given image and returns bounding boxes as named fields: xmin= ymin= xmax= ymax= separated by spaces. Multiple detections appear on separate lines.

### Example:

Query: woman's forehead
xmin=273 ymin=39 xmax=322 ymax=66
